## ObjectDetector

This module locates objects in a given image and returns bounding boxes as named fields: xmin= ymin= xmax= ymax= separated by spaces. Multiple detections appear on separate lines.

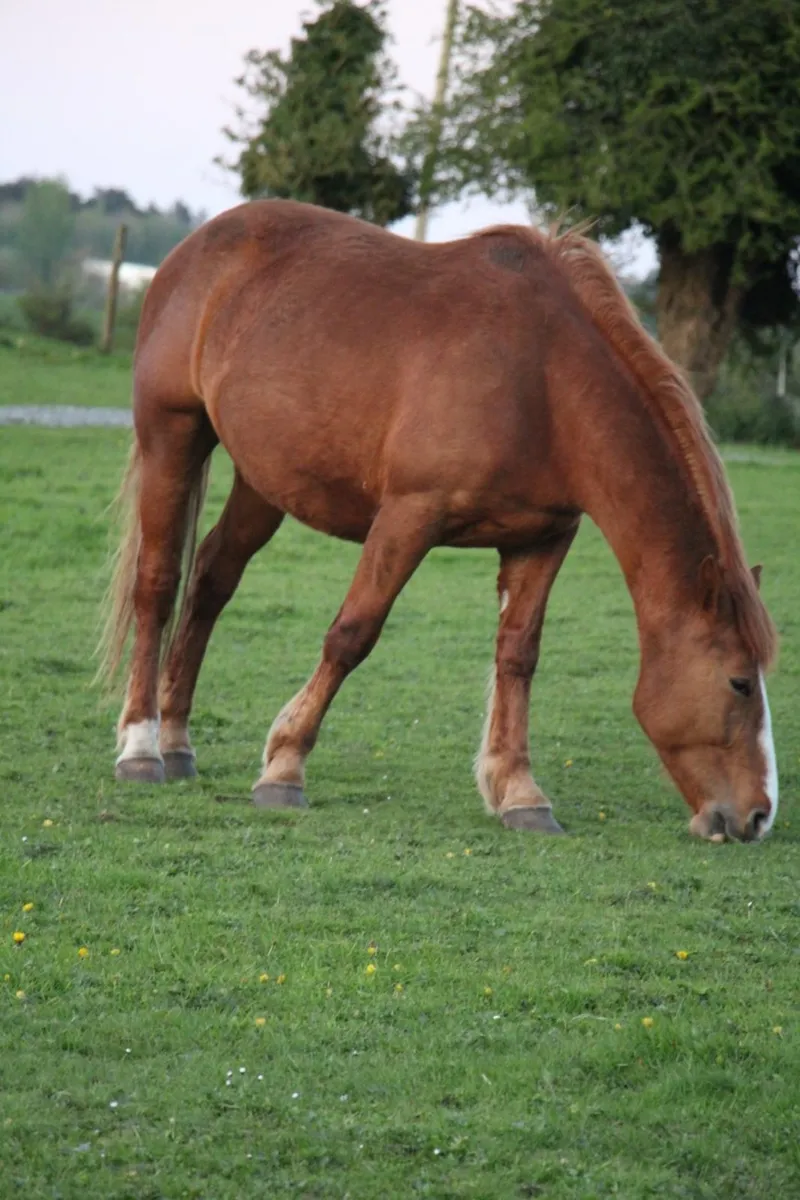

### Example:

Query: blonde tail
xmin=95 ymin=444 xmax=211 ymax=692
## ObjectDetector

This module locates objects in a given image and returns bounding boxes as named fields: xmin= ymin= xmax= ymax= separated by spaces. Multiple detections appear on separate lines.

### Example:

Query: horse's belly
xmin=444 ymin=506 xmax=580 ymax=550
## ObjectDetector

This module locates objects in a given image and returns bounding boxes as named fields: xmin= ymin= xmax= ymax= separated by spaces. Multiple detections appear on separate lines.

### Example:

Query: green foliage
xmin=74 ymin=207 xmax=195 ymax=268
xmin=0 ymin=422 xmax=798 ymax=1196
xmin=16 ymin=179 xmax=76 ymax=286
xmin=113 ymin=285 xmax=148 ymax=353
xmin=0 ymin=179 xmax=198 ymax=279
xmin=623 ymin=269 xmax=658 ymax=336
xmin=708 ymin=335 xmax=800 ymax=446
xmin=222 ymin=0 xmax=413 ymax=225
xmin=439 ymin=0 xmax=800 ymax=320
xmin=17 ymin=286 xmax=96 ymax=347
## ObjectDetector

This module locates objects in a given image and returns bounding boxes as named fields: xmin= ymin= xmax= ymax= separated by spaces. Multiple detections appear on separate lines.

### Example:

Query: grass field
xmin=0 ymin=335 xmax=132 ymax=409
xmin=1 ymin=360 xmax=799 ymax=1196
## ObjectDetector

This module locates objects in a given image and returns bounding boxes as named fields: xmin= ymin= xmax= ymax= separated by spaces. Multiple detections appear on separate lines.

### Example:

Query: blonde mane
xmin=478 ymin=224 xmax=777 ymax=667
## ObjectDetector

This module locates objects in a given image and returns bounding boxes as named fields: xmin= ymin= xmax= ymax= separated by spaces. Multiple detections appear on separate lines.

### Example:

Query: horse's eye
xmin=730 ymin=677 xmax=753 ymax=698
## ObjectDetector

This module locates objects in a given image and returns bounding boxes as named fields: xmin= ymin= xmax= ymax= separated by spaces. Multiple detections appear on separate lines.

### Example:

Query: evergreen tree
xmin=17 ymin=179 xmax=75 ymax=285
xmin=222 ymin=0 xmax=413 ymax=227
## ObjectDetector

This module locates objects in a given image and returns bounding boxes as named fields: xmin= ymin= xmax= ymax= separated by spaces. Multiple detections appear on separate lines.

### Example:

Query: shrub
xmin=114 ymin=285 xmax=147 ymax=352
xmin=17 ymin=286 xmax=95 ymax=346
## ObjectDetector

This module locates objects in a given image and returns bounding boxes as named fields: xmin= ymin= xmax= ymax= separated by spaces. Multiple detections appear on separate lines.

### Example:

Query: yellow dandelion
xmin=641 ymin=1017 xmax=654 ymax=1029
xmin=772 ymin=1026 xmax=783 ymax=1036
xmin=647 ymin=881 xmax=657 ymax=890
xmin=15 ymin=989 xmax=26 ymax=1000
xmin=276 ymin=974 xmax=286 ymax=985
xmin=365 ymin=963 xmax=377 ymax=976
xmin=259 ymin=973 xmax=269 ymax=983
xmin=483 ymin=986 xmax=493 ymax=998
xmin=3 ymin=974 xmax=9 ymax=982
xmin=78 ymin=946 xmax=89 ymax=958
xmin=325 ymin=986 xmax=333 ymax=998
xmin=110 ymin=948 xmax=121 ymax=956
xmin=598 ymin=811 xmax=607 ymax=821
xmin=22 ymin=902 xmax=34 ymax=913
xmin=367 ymin=944 xmax=378 ymax=956
xmin=675 ymin=950 xmax=689 ymax=961
xmin=255 ymin=1016 xmax=266 ymax=1027
xmin=42 ymin=819 xmax=54 ymax=828
xmin=393 ymin=963 xmax=402 ymax=971
xmin=394 ymin=983 xmax=404 ymax=993
xmin=614 ymin=1023 xmax=622 ymax=1031
xmin=12 ymin=931 xmax=25 ymax=944
xmin=564 ymin=759 xmax=573 ymax=768
xmin=464 ymin=848 xmax=472 ymax=856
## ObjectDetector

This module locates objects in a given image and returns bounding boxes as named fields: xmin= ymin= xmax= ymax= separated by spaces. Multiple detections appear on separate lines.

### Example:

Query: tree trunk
xmin=656 ymin=239 xmax=743 ymax=402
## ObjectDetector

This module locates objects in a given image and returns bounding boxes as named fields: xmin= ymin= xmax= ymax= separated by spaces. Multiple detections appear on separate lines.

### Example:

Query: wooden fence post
xmin=100 ymin=223 xmax=128 ymax=354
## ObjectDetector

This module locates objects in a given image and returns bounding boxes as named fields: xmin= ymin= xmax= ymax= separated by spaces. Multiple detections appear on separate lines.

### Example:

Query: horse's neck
xmin=569 ymin=379 xmax=716 ymax=632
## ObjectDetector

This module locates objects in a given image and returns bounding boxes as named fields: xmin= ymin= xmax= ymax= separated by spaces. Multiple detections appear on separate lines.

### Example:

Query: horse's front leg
xmin=252 ymin=497 xmax=441 ymax=808
xmin=476 ymin=528 xmax=578 ymax=833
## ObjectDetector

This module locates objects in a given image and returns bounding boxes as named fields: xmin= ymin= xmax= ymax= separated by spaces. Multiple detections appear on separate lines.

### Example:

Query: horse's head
xmin=633 ymin=561 xmax=778 ymax=843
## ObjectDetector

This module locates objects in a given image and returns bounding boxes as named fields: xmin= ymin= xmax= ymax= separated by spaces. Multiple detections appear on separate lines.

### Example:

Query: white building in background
xmin=82 ymin=258 xmax=157 ymax=293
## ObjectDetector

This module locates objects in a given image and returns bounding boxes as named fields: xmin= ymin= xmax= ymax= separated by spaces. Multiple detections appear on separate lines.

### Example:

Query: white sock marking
xmin=116 ymin=718 xmax=162 ymax=764
xmin=758 ymin=672 xmax=778 ymax=833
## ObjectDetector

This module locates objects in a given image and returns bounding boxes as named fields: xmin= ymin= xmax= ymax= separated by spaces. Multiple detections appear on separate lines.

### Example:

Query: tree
xmin=436 ymin=0 xmax=800 ymax=399
xmin=16 ymin=178 xmax=75 ymax=285
xmin=221 ymin=0 xmax=413 ymax=227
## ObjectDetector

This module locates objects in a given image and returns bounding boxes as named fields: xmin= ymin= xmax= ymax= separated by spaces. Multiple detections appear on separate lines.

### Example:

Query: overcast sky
xmin=2 ymin=0 xmax=655 ymax=274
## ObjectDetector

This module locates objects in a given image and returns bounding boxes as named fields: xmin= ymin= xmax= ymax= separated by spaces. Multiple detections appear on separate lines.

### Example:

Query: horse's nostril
xmin=708 ymin=808 xmax=728 ymax=839
xmin=748 ymin=809 xmax=769 ymax=839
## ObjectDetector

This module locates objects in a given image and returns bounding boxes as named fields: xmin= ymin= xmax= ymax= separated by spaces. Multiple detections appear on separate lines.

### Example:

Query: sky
xmin=2 ymin=0 xmax=655 ymax=275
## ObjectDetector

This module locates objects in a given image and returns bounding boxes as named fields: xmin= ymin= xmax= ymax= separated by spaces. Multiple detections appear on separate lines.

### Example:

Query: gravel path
xmin=0 ymin=406 xmax=795 ymax=467
xmin=0 ymin=405 xmax=132 ymax=427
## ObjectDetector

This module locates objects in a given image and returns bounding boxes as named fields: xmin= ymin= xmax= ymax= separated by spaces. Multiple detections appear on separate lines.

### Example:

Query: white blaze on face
xmin=758 ymin=672 xmax=778 ymax=833
xmin=116 ymin=718 xmax=161 ymax=764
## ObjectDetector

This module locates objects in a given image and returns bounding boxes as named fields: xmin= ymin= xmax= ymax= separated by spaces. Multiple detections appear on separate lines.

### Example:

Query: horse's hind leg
xmin=158 ymin=472 xmax=284 ymax=778
xmin=476 ymin=528 xmax=578 ymax=833
xmin=115 ymin=409 xmax=215 ymax=781
xmin=252 ymin=497 xmax=440 ymax=808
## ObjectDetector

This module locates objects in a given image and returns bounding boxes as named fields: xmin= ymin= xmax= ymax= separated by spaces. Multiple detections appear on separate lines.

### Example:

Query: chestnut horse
xmin=99 ymin=200 xmax=779 ymax=842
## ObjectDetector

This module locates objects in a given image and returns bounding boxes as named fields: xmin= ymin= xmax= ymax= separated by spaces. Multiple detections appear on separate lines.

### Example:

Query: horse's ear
xmin=699 ymin=555 xmax=722 ymax=613
xmin=751 ymin=564 xmax=763 ymax=591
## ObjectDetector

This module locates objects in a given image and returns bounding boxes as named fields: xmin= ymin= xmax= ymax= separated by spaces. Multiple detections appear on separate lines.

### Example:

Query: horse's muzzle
xmin=690 ymin=804 xmax=770 ymax=843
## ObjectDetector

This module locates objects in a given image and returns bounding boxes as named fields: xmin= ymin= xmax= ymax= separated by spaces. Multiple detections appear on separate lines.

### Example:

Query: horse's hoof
xmin=163 ymin=750 xmax=197 ymax=781
xmin=115 ymin=756 xmax=165 ymax=784
xmin=252 ymin=782 xmax=309 ymax=809
xmin=501 ymin=805 xmax=565 ymax=834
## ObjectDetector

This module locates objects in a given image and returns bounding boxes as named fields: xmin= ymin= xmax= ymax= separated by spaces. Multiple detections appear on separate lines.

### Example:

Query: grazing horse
xmin=99 ymin=200 xmax=779 ymax=843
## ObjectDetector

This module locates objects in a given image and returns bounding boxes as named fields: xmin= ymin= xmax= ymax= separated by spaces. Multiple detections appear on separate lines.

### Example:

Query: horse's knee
xmin=496 ymin=641 xmax=539 ymax=680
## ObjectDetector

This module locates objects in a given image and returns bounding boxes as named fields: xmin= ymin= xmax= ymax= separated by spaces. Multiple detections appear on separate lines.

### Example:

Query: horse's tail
xmin=95 ymin=442 xmax=211 ymax=691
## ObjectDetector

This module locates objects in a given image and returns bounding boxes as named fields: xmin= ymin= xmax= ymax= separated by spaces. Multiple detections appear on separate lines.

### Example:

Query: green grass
xmin=0 ymin=335 xmax=132 ymax=408
xmin=0 ymin=422 xmax=798 ymax=1199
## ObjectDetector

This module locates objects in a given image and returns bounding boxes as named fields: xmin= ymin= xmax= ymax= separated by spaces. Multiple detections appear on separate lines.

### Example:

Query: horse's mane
xmin=475 ymin=223 xmax=777 ymax=667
